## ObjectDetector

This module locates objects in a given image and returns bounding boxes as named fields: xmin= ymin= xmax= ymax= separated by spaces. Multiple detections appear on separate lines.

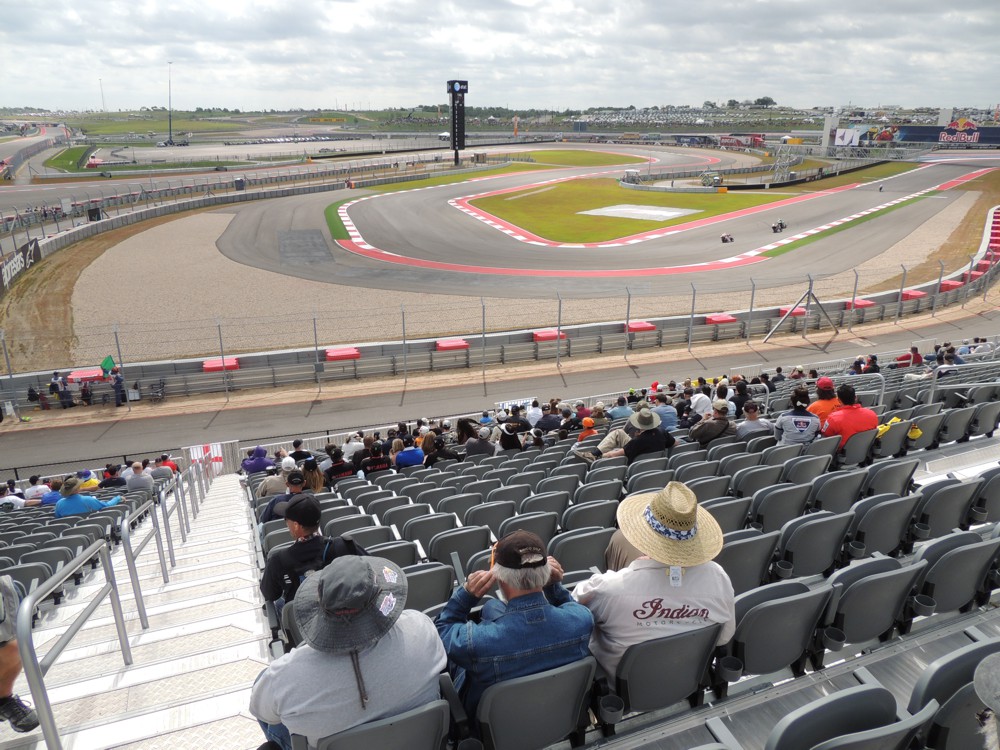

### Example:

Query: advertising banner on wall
xmin=0 ymin=239 xmax=41 ymax=301
xmin=855 ymin=118 xmax=1000 ymax=145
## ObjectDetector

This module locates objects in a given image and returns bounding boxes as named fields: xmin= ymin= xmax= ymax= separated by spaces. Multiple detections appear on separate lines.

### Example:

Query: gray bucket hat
xmin=975 ymin=652 xmax=1000 ymax=712
xmin=294 ymin=556 xmax=407 ymax=655
xmin=629 ymin=407 xmax=661 ymax=431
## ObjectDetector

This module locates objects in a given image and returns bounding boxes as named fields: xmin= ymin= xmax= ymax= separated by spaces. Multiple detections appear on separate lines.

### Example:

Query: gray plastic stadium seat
xmin=731 ymin=465 xmax=783 ymax=498
xmin=912 ymin=478 xmax=983 ymax=540
xmin=340 ymin=525 xmax=394 ymax=549
xmin=909 ymin=531 xmax=1000 ymax=618
xmin=548 ymin=527 xmax=616 ymax=577
xmin=364 ymin=540 xmax=420 ymax=569
xmin=414 ymin=486 xmax=458 ymax=510
xmin=779 ymin=454 xmax=831 ymax=485
xmin=907 ymin=638 xmax=1000 ymax=750
xmin=498 ymin=512 xmax=559 ymax=545
xmin=772 ymin=511 xmax=854 ymax=579
xmin=686 ymin=475 xmax=732 ymax=502
xmin=835 ymin=428 xmax=878 ymax=469
xmin=707 ymin=442 xmax=747 ymax=462
xmin=968 ymin=400 xmax=1000 ymax=438
xmin=718 ymin=452 xmax=762 ymax=477
xmin=520 ymin=491 xmax=571 ymax=517
xmin=808 ymin=469 xmax=867 ymax=513
xmin=668 ymin=449 xmax=708 ymax=471
xmin=381 ymin=503 xmax=433 ymax=531
xmin=763 ymin=683 xmax=937 ymax=750
xmin=561 ymin=500 xmax=619 ymax=531
xmin=400 ymin=513 xmax=458 ymax=552
xmin=436 ymin=493 xmax=483 ymax=523
xmin=625 ymin=470 xmax=675 ymax=495
xmin=820 ymin=558 xmax=927 ymax=661
xmin=862 ymin=458 xmax=919 ymax=498
xmin=586 ymin=465 xmax=627 ymax=485
xmin=674 ymin=460 xmax=720 ymax=484
xmin=477 ymin=657 xmax=597 ymax=750
xmin=761 ymin=444 xmax=803 ymax=467
xmin=803 ymin=434 xmax=842 ymax=460
xmin=714 ymin=530 xmax=779 ymax=596
xmin=625 ymin=456 xmax=669 ymax=479
xmin=465 ymin=479 xmax=503 ymax=502
xmin=610 ymin=624 xmax=722 ymax=720
xmin=748 ymin=483 xmax=810 ymax=533
xmin=324 ymin=514 xmax=377 ymax=539
xmin=365 ymin=496 xmax=412 ymax=521
xmin=485 ymin=484 xmax=532 ymax=508
xmin=401 ymin=562 xmax=455 ymax=614
xmin=426 ymin=525 xmax=492 ymax=573
xmin=971 ymin=466 xmax=1000 ymax=522
xmin=700 ymin=497 xmax=751 ymax=534
xmin=935 ymin=406 xmax=976 ymax=446
xmin=871 ymin=419 xmax=913 ymax=460
xmin=573 ymin=480 xmax=622 ymax=505
xmin=746 ymin=434 xmax=778 ymax=453
xmin=464 ymin=501 xmax=516 ymax=537
xmin=536 ymin=474 xmax=581 ymax=496
xmin=290 ymin=699 xmax=450 ymax=750
xmin=846 ymin=493 xmax=921 ymax=558
xmin=908 ymin=412 xmax=946 ymax=451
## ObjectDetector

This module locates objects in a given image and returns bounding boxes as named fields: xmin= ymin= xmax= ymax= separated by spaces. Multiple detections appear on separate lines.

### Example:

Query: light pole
xmin=167 ymin=61 xmax=173 ymax=145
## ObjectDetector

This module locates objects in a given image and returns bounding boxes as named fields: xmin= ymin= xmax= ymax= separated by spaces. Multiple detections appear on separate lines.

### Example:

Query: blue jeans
xmin=257 ymin=719 xmax=292 ymax=750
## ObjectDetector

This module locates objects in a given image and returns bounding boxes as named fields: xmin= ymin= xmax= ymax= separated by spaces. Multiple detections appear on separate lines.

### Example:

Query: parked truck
xmin=720 ymin=133 xmax=766 ymax=149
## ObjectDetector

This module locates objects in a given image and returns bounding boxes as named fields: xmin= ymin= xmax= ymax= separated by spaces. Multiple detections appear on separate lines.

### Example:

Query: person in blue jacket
xmin=54 ymin=476 xmax=122 ymax=519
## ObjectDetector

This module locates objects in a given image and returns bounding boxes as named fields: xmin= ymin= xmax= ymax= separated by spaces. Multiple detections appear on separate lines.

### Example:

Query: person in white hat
xmin=256 ymin=456 xmax=300 ymax=499
xmin=250 ymin=556 xmax=445 ymax=750
xmin=573 ymin=482 xmax=735 ymax=678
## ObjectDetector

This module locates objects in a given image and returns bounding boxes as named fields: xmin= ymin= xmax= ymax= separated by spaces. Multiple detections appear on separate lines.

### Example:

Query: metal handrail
xmin=119 ymin=496 xmax=169 ymax=629
xmin=155 ymin=476 xmax=189 ymax=566
xmin=16 ymin=539 xmax=132 ymax=750
xmin=926 ymin=362 xmax=1000 ymax=404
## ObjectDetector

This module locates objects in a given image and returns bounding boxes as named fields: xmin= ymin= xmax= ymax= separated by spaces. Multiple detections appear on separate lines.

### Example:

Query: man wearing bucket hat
xmin=250 ymin=556 xmax=446 ymax=750
xmin=435 ymin=530 xmax=593 ymax=716
xmin=573 ymin=407 xmax=673 ymax=465
xmin=573 ymin=482 xmax=735 ymax=678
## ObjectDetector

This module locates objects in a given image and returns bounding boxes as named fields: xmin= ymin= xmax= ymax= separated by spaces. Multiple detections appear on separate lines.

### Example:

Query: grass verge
xmin=44 ymin=146 xmax=92 ymax=171
xmin=520 ymin=150 xmax=647 ymax=167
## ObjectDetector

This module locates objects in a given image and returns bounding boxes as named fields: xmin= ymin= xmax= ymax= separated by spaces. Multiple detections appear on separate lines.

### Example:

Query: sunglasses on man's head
xmin=745 ymin=405 xmax=758 ymax=412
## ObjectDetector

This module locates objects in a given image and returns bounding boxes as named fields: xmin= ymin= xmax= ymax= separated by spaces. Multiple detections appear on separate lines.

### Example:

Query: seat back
xmin=915 ymin=478 xmax=983 ymax=539
xmin=616 ymin=624 xmax=721 ymax=714
xmin=803 ymin=434 xmax=841 ymax=459
xmin=714 ymin=531 xmax=780 ymax=596
xmin=777 ymin=511 xmax=854 ymax=577
xmin=674 ymin=460 xmax=721 ymax=484
xmin=365 ymin=540 xmax=420 ymax=568
xmin=731 ymin=584 xmax=833 ymax=676
xmin=402 ymin=562 xmax=455 ymax=613
xmin=838 ymin=429 xmax=878 ymax=468
xmin=548 ymin=528 xmax=616 ymax=575
xmin=415 ymin=486 xmax=458 ymax=511
xmin=477 ymin=657 xmax=597 ymax=750
xmin=308 ymin=700 xmax=450 ymax=750
xmin=871 ymin=420 xmax=914 ymax=459
xmin=732 ymin=465 xmax=783 ymax=498
xmin=324 ymin=514 xmax=376 ymax=539
xmin=464 ymin=501 xmax=516 ymax=537
xmin=561 ymin=500 xmax=618 ymax=531
xmin=810 ymin=469 xmax=867 ymax=513
xmin=699 ymin=497 xmax=751 ymax=534
xmin=485 ymin=484 xmax=532 ymax=508
xmin=498 ymin=512 xmax=559 ymax=545
xmin=827 ymin=559 xmax=926 ymax=645
xmin=401 ymin=513 xmax=458 ymax=551
xmin=850 ymin=493 xmax=920 ymax=556
xmin=573 ymin=480 xmax=623 ymax=505
xmin=918 ymin=536 xmax=1000 ymax=612
xmin=536 ymin=475 xmax=581 ymax=496
xmin=381 ymin=503 xmax=433 ymax=530
xmin=781 ymin=454 xmax=831 ymax=485
xmin=436 ymin=493 xmax=482 ymax=523
xmin=520 ymin=491 xmax=570 ymax=517
xmin=427 ymin=525 xmax=492 ymax=572
xmin=908 ymin=413 xmax=947 ymax=451
xmin=750 ymin=484 xmax=811 ymax=534
xmin=719 ymin=452 xmax=763 ymax=477
xmin=686 ymin=475 xmax=732 ymax=502
xmin=863 ymin=458 xmax=919 ymax=498
xmin=761 ymin=444 xmax=803 ymax=467
xmin=365 ymin=495 xmax=412 ymax=520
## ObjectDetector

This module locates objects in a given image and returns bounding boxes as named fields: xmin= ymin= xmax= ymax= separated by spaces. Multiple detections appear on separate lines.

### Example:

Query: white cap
xmin=281 ymin=456 xmax=297 ymax=472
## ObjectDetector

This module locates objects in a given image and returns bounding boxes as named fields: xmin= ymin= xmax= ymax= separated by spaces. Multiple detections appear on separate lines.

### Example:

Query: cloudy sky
xmin=3 ymin=0 xmax=998 ymax=113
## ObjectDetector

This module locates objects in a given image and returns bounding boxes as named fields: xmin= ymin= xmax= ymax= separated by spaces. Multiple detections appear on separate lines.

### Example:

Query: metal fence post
xmin=848 ymin=269 xmax=860 ymax=333
xmin=803 ymin=274 xmax=813 ymax=338
xmin=216 ymin=319 xmax=229 ymax=403
xmin=312 ymin=314 xmax=321 ymax=389
xmin=481 ymin=297 xmax=486 ymax=380
xmin=932 ymin=260 xmax=944 ymax=316
xmin=401 ymin=305 xmax=408 ymax=384
xmin=113 ymin=324 xmax=131 ymax=413
xmin=895 ymin=265 xmax=907 ymax=324
xmin=0 ymin=330 xmax=20 ymax=423
xmin=963 ymin=255 xmax=975 ymax=307
xmin=556 ymin=293 xmax=563 ymax=369
xmin=687 ymin=283 xmax=697 ymax=353
xmin=624 ymin=286 xmax=632 ymax=360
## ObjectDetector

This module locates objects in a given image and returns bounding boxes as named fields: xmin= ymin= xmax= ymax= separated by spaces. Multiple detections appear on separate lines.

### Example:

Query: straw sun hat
xmin=617 ymin=482 xmax=723 ymax=567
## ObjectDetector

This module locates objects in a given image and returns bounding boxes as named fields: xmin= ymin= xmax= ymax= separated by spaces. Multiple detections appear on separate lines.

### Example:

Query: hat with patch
xmin=293 ymin=556 xmax=407 ymax=708
xmin=494 ymin=530 xmax=547 ymax=569
xmin=286 ymin=470 xmax=305 ymax=487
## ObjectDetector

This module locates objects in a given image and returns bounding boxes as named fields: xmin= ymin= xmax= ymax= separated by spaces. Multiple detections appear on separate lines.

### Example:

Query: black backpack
xmin=285 ymin=535 xmax=368 ymax=600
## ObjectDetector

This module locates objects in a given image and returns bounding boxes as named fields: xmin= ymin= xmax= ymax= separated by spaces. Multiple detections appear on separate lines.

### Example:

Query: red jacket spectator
xmin=821 ymin=384 xmax=878 ymax=448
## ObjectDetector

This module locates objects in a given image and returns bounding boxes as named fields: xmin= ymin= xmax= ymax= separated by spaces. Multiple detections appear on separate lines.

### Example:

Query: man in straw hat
xmin=436 ymin=530 xmax=593 ymax=716
xmin=573 ymin=482 xmax=735 ymax=678
xmin=573 ymin=407 xmax=674 ymax=465
xmin=250 ymin=556 xmax=445 ymax=750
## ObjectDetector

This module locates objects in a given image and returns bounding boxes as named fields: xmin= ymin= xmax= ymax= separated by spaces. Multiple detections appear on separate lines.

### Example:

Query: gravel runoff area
xmin=70 ymin=189 xmax=980 ymax=364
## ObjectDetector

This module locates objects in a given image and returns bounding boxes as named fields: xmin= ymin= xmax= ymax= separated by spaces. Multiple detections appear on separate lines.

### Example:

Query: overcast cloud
xmin=3 ymin=0 xmax=998 ymax=112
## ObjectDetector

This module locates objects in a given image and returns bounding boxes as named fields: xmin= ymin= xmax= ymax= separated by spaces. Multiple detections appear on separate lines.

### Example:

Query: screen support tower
xmin=447 ymin=80 xmax=468 ymax=166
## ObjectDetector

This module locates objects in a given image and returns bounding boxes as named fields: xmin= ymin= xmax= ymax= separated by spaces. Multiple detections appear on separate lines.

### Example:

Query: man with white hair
xmin=435 ymin=531 xmax=593 ymax=715
xmin=341 ymin=433 xmax=365 ymax=462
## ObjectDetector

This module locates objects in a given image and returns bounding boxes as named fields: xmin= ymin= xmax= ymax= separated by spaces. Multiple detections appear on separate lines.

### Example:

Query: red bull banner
xmin=856 ymin=119 xmax=1000 ymax=145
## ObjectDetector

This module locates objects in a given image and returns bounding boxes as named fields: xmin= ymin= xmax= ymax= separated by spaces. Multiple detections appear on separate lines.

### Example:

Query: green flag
xmin=100 ymin=355 xmax=116 ymax=374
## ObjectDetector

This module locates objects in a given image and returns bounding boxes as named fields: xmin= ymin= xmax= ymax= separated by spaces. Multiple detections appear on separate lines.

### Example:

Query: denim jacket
xmin=436 ymin=584 xmax=594 ymax=715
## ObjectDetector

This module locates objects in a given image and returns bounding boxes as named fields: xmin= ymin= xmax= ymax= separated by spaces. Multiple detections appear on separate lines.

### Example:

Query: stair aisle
xmin=0 ymin=475 xmax=271 ymax=750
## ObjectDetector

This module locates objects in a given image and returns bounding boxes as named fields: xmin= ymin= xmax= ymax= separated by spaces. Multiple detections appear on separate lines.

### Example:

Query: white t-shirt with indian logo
xmin=573 ymin=558 xmax=735 ymax=678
